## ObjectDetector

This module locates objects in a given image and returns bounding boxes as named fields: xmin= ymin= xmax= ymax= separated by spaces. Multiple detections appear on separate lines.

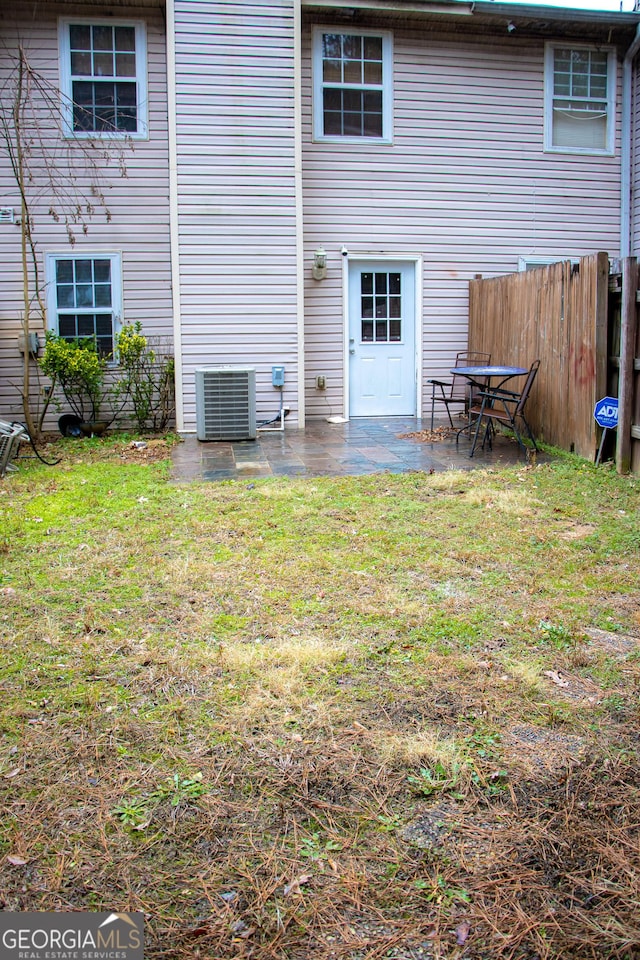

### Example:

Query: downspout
xmin=294 ymin=0 xmax=306 ymax=427
xmin=166 ymin=0 xmax=185 ymax=431
xmin=621 ymin=24 xmax=640 ymax=258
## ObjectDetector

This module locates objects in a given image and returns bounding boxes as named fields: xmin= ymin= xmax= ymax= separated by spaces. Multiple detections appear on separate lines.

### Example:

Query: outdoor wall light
xmin=313 ymin=247 xmax=327 ymax=280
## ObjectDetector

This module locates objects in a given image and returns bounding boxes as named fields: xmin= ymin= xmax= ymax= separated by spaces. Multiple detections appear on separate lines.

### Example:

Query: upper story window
xmin=59 ymin=19 xmax=148 ymax=138
xmin=313 ymin=29 xmax=392 ymax=143
xmin=46 ymin=253 xmax=122 ymax=357
xmin=545 ymin=44 xmax=615 ymax=155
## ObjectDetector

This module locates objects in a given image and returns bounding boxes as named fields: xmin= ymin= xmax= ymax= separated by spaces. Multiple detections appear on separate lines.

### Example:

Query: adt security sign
xmin=594 ymin=396 xmax=619 ymax=430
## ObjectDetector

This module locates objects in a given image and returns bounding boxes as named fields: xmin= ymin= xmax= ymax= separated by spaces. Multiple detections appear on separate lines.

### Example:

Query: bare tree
xmin=0 ymin=43 xmax=128 ymax=437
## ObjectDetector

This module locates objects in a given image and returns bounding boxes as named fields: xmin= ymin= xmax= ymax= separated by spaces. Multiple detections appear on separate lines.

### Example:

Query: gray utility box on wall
xmin=195 ymin=367 xmax=257 ymax=441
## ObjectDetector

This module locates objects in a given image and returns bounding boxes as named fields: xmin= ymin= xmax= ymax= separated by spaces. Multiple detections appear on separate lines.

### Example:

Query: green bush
xmin=39 ymin=333 xmax=106 ymax=423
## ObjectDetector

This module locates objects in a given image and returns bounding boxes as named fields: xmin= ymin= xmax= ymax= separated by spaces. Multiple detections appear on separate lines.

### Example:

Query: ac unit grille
xmin=196 ymin=367 xmax=257 ymax=441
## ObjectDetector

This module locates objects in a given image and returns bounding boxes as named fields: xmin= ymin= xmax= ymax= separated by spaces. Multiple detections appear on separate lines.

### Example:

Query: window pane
xmin=76 ymin=284 xmax=94 ymax=308
xmin=72 ymin=80 xmax=94 ymax=108
xmin=93 ymin=53 xmax=114 ymax=78
xmin=116 ymin=53 xmax=136 ymax=78
xmin=343 ymin=89 xmax=362 ymax=112
xmin=324 ymin=110 xmax=343 ymax=136
xmin=95 ymin=314 xmax=113 ymax=336
xmin=115 ymin=26 xmax=136 ymax=52
xmin=363 ymin=61 xmax=382 ymax=85
xmin=58 ymin=315 xmax=77 ymax=338
xmin=78 ymin=314 xmax=96 ymax=337
xmin=324 ymin=88 xmax=342 ymax=112
xmin=71 ymin=52 xmax=92 ymax=75
xmin=322 ymin=34 xmax=342 ymax=60
xmin=553 ymin=110 xmax=606 ymax=149
xmin=323 ymin=59 xmax=341 ymax=83
xmin=93 ymin=26 xmax=113 ymax=51
xmin=116 ymin=82 xmax=137 ymax=106
xmin=361 ymin=296 xmax=374 ymax=318
xmin=363 ymin=113 xmax=383 ymax=137
xmin=69 ymin=25 xmax=90 ymax=49
xmin=75 ymin=260 xmax=93 ymax=282
xmin=375 ymin=273 xmax=387 ymax=294
xmin=93 ymin=260 xmax=111 ymax=282
xmin=57 ymin=285 xmax=75 ymax=309
xmin=572 ymin=75 xmax=588 ymax=97
xmin=94 ymin=84 xmax=116 ymax=107
xmin=343 ymin=113 xmax=362 ymax=136
xmin=343 ymin=60 xmax=362 ymax=84
xmin=389 ymin=297 xmax=401 ymax=318
xmin=361 ymin=273 xmax=373 ymax=294
xmin=342 ymin=36 xmax=362 ymax=60
xmin=376 ymin=319 xmax=387 ymax=340
xmin=56 ymin=260 xmax=74 ymax=283
xmin=361 ymin=320 xmax=373 ymax=342
xmin=389 ymin=319 xmax=401 ymax=341
xmin=389 ymin=273 xmax=401 ymax=295
xmin=117 ymin=111 xmax=137 ymax=132
xmin=94 ymin=284 xmax=112 ymax=308
xmin=375 ymin=296 xmax=387 ymax=317
xmin=364 ymin=37 xmax=382 ymax=60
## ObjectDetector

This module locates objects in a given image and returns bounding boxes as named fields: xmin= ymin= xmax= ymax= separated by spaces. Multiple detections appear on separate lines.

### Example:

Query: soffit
xmin=302 ymin=0 xmax=640 ymax=47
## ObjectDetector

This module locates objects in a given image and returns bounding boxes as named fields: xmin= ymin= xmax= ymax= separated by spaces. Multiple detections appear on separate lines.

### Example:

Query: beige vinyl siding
xmin=173 ymin=0 xmax=300 ymax=430
xmin=0 ymin=3 xmax=171 ymax=426
xmin=302 ymin=24 xmax=624 ymax=419
xmin=632 ymin=65 xmax=640 ymax=254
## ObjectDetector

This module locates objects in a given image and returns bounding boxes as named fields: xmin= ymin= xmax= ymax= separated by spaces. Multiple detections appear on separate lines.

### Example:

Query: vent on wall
xmin=195 ymin=367 xmax=257 ymax=441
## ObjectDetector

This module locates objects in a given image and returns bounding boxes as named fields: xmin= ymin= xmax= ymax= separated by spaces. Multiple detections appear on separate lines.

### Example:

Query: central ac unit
xmin=195 ymin=367 xmax=257 ymax=441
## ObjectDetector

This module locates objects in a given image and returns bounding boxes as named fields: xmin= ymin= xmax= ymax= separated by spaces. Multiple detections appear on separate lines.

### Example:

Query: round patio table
xmin=452 ymin=365 xmax=528 ymax=447
xmin=451 ymin=365 xmax=528 ymax=390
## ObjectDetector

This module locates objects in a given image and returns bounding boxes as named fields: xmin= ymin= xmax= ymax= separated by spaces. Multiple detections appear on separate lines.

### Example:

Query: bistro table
xmin=451 ymin=365 xmax=528 ymax=443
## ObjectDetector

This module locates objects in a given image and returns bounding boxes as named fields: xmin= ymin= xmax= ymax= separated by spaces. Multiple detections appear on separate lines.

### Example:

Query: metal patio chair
xmin=0 ymin=420 xmax=31 ymax=478
xmin=428 ymin=351 xmax=491 ymax=431
xmin=468 ymin=359 xmax=541 ymax=457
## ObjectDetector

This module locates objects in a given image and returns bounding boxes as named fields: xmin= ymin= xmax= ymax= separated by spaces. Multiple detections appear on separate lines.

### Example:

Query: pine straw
xmin=2 ymin=712 xmax=639 ymax=960
xmin=398 ymin=426 xmax=458 ymax=444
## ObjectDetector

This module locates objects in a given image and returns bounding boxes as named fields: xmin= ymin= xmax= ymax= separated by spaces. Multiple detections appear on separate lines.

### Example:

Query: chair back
xmin=515 ymin=359 xmax=540 ymax=414
xmin=449 ymin=351 xmax=491 ymax=399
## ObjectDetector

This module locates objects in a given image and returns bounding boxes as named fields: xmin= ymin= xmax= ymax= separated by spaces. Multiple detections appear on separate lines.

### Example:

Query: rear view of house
xmin=2 ymin=0 xmax=640 ymax=433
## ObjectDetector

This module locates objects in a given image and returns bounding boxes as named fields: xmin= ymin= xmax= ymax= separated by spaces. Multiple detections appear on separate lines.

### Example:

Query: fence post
xmin=616 ymin=257 xmax=638 ymax=474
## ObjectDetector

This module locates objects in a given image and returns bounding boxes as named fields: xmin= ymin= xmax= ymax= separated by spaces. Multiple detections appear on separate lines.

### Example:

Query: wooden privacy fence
xmin=468 ymin=253 xmax=640 ymax=472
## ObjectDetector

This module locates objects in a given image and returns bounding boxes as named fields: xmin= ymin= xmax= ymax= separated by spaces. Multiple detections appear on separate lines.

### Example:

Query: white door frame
xmin=342 ymin=253 xmax=423 ymax=420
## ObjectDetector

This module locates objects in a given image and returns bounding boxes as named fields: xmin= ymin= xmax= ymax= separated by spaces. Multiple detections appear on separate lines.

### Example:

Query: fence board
xmin=469 ymin=253 xmax=609 ymax=460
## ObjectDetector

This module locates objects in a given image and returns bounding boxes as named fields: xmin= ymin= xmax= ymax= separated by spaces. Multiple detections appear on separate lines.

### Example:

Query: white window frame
xmin=312 ymin=27 xmax=393 ymax=144
xmin=58 ymin=18 xmax=148 ymax=139
xmin=45 ymin=252 xmax=123 ymax=359
xmin=544 ymin=43 xmax=615 ymax=156
xmin=518 ymin=256 xmax=579 ymax=271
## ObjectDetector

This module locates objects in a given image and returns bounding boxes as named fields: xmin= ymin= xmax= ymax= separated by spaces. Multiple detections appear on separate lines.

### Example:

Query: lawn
xmin=1 ymin=438 xmax=639 ymax=959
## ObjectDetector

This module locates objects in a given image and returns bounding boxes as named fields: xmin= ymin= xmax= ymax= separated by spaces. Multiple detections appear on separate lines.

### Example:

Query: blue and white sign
xmin=594 ymin=396 xmax=619 ymax=430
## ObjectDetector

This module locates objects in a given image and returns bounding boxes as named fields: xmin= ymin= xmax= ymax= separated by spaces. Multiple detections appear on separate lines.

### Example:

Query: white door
xmin=348 ymin=261 xmax=416 ymax=416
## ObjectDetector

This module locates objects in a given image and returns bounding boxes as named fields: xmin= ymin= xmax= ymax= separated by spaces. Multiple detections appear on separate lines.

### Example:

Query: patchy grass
xmin=1 ymin=441 xmax=639 ymax=959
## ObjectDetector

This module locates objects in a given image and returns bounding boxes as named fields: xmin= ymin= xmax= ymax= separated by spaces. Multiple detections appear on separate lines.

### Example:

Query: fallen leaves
xmin=544 ymin=670 xmax=569 ymax=688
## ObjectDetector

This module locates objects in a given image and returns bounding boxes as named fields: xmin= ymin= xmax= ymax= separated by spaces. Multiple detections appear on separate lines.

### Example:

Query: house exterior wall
xmin=0 ymin=2 xmax=172 ymax=426
xmin=302 ymin=19 xmax=625 ymax=420
xmin=632 ymin=58 xmax=640 ymax=255
xmin=172 ymin=0 xmax=300 ymax=432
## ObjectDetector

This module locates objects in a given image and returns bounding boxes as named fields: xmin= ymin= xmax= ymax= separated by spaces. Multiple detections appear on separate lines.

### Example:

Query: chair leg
xmin=469 ymin=401 xmax=488 ymax=457
xmin=520 ymin=415 xmax=538 ymax=452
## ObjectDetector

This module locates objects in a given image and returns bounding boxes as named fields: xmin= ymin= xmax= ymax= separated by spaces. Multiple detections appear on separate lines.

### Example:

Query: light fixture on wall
xmin=313 ymin=247 xmax=327 ymax=280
